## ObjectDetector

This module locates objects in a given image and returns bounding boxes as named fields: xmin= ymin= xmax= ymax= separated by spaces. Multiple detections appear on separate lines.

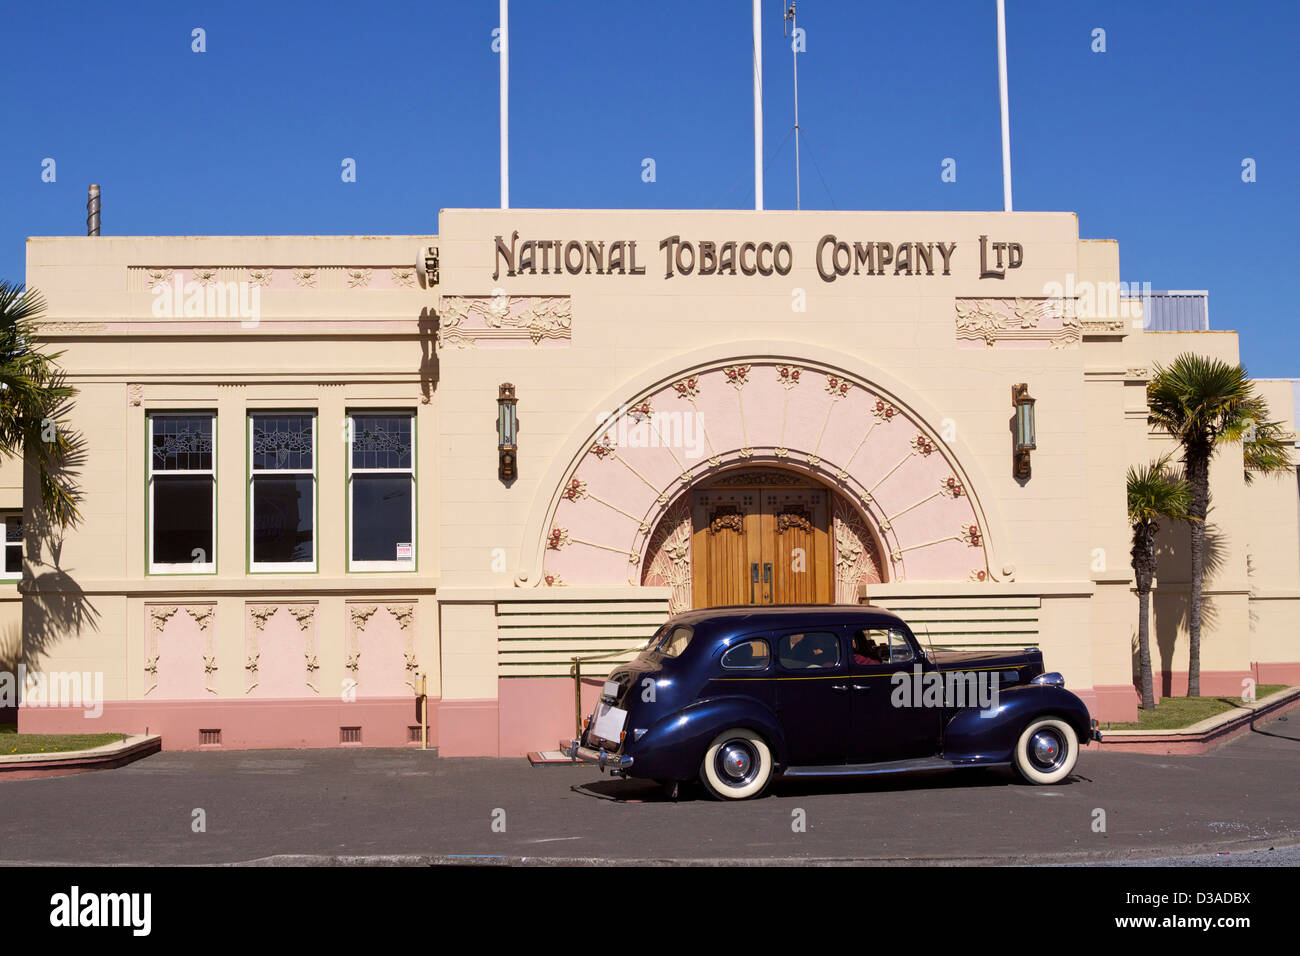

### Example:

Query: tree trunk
xmin=1135 ymin=526 xmax=1156 ymax=711
xmin=1137 ymin=584 xmax=1155 ymax=711
xmin=1185 ymin=451 xmax=1210 ymax=698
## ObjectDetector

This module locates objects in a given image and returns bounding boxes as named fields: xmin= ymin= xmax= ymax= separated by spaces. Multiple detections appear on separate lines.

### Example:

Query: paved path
xmin=1 ymin=712 xmax=1296 ymax=865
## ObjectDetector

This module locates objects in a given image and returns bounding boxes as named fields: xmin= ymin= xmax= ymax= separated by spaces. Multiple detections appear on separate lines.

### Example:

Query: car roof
xmin=666 ymin=604 xmax=908 ymax=632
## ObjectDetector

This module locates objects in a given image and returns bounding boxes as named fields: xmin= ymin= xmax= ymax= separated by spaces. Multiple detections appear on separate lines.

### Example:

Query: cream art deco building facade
xmin=18 ymin=208 xmax=1300 ymax=755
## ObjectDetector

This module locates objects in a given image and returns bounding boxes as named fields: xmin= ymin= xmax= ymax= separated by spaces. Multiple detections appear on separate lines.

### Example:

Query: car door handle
xmin=830 ymin=684 xmax=848 ymax=693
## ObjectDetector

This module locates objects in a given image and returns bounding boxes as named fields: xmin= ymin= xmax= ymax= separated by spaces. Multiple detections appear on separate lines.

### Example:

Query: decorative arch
xmin=531 ymin=357 xmax=996 ymax=591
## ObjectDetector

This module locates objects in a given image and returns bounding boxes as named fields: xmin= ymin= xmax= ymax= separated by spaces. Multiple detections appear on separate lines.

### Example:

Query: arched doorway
xmin=643 ymin=468 xmax=887 ymax=612
xmin=538 ymin=358 xmax=992 ymax=605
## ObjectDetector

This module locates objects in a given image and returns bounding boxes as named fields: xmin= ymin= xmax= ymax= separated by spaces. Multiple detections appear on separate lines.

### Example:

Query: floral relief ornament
xmin=346 ymin=268 xmax=372 ymax=288
xmin=292 ymin=269 xmax=317 ymax=288
xmin=824 ymin=375 xmax=852 ymax=399
xmin=776 ymin=365 xmax=802 ymax=389
xmin=911 ymin=433 xmax=937 ymax=456
xmin=723 ymin=365 xmax=750 ymax=388
xmin=588 ymin=435 xmax=616 ymax=460
xmin=871 ymin=399 xmax=900 ymax=422
xmin=246 ymin=268 xmax=274 ymax=288
xmin=547 ymin=527 xmax=570 ymax=550
xmin=672 ymin=376 xmax=700 ymax=400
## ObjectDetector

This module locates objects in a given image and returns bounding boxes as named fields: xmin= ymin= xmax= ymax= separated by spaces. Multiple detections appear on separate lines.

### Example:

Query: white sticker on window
xmin=396 ymin=543 xmax=413 ymax=560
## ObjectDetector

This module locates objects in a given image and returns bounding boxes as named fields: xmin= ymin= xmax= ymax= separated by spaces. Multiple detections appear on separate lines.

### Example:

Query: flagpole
xmin=996 ymin=0 xmax=1012 ymax=212
xmin=500 ymin=0 xmax=510 ymax=210
xmin=753 ymin=0 xmax=763 ymax=211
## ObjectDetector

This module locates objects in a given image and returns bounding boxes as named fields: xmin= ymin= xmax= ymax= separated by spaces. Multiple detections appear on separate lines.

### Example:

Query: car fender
xmin=626 ymin=695 xmax=788 ymax=782
xmin=943 ymin=684 xmax=1093 ymax=762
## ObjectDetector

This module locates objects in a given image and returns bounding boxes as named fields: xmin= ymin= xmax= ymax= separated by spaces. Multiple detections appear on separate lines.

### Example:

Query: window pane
xmin=352 ymin=474 xmax=412 ymax=562
xmin=5 ymin=544 xmax=21 ymax=574
xmin=252 ymin=415 xmax=313 ymax=471
xmin=778 ymin=631 xmax=841 ymax=670
xmin=253 ymin=475 xmax=314 ymax=564
xmin=5 ymin=516 xmax=22 ymax=543
xmin=153 ymin=476 xmax=213 ymax=564
xmin=152 ymin=416 xmax=213 ymax=471
xmin=722 ymin=639 xmax=769 ymax=670
xmin=351 ymin=415 xmax=412 ymax=470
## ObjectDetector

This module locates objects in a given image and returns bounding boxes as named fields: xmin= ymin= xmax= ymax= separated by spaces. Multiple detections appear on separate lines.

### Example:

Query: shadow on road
xmin=569 ymin=766 xmax=1095 ymax=802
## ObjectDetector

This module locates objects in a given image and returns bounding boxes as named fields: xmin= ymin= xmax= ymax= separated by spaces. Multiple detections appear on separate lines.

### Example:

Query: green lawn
xmin=1105 ymin=685 xmax=1288 ymax=731
xmin=0 ymin=724 xmax=126 ymax=755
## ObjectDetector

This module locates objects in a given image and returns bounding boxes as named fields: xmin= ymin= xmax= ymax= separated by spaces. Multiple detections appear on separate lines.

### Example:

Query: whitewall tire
xmin=1013 ymin=717 xmax=1079 ymax=785
xmin=699 ymin=728 xmax=773 ymax=801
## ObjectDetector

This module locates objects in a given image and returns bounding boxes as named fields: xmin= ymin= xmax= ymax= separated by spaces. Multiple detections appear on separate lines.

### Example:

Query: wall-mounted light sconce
xmin=497 ymin=383 xmax=518 ymax=481
xmin=1012 ymin=382 xmax=1036 ymax=479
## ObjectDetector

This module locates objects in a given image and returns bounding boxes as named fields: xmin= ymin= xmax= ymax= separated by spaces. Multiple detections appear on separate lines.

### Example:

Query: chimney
xmin=86 ymin=184 xmax=101 ymax=236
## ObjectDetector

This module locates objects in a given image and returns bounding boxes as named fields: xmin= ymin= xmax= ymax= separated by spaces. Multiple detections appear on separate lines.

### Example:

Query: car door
xmin=846 ymin=625 xmax=942 ymax=763
xmin=773 ymin=629 xmax=852 ymax=766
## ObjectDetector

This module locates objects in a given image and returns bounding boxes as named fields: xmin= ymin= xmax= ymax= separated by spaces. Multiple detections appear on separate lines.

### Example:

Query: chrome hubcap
xmin=720 ymin=743 xmax=752 ymax=780
xmin=1029 ymin=730 xmax=1064 ymax=769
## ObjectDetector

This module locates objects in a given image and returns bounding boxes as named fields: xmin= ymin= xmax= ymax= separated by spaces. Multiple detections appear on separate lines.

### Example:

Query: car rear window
xmin=721 ymin=638 xmax=770 ymax=670
xmin=659 ymin=625 xmax=694 ymax=658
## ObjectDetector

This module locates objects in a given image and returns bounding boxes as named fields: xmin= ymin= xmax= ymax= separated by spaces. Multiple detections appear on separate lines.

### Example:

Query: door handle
xmin=750 ymin=563 xmax=759 ymax=605
xmin=830 ymin=684 xmax=848 ymax=693
xmin=763 ymin=562 xmax=772 ymax=604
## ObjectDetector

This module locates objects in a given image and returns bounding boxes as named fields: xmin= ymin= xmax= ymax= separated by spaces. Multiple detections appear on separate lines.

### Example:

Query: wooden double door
xmin=690 ymin=478 xmax=833 ymax=608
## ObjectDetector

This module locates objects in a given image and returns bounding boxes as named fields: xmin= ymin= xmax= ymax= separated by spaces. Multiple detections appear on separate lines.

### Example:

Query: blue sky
xmin=2 ymin=1 xmax=1296 ymax=377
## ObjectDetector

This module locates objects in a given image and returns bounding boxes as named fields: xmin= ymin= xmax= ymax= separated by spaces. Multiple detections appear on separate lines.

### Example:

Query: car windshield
xmin=657 ymin=625 xmax=694 ymax=658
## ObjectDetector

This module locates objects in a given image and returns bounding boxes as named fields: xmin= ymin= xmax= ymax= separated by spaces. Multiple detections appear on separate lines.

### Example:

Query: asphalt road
xmin=1 ymin=713 xmax=1296 ymax=866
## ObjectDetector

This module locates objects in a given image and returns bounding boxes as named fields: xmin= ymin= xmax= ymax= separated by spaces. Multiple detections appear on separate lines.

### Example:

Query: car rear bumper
xmin=560 ymin=738 xmax=635 ymax=774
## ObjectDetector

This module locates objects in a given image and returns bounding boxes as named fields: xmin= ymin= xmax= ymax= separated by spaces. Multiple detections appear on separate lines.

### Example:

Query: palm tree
xmin=1146 ymin=353 xmax=1294 ymax=695
xmin=1127 ymin=455 xmax=1193 ymax=710
xmin=0 ymin=281 xmax=83 ymax=528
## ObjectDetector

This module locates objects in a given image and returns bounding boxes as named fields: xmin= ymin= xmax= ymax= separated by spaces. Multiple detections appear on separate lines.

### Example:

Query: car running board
xmin=782 ymin=756 xmax=1010 ymax=778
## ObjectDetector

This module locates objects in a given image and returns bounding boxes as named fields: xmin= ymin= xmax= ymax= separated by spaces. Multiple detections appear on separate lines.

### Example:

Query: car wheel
xmin=699 ymin=728 xmax=772 ymax=801
xmin=1012 ymin=717 xmax=1079 ymax=785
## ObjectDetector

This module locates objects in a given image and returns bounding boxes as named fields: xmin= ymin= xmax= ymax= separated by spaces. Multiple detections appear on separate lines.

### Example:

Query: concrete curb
xmin=0 ymin=734 xmax=162 ymax=781
xmin=1090 ymin=686 xmax=1300 ymax=754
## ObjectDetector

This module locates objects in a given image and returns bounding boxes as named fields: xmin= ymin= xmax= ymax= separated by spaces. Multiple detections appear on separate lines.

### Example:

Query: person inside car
xmin=853 ymin=630 xmax=886 ymax=666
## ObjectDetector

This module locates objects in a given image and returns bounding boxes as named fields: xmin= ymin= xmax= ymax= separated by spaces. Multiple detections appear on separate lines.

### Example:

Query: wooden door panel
xmin=691 ymin=490 xmax=761 ymax=608
xmin=763 ymin=489 xmax=831 ymax=606
xmin=690 ymin=479 xmax=834 ymax=609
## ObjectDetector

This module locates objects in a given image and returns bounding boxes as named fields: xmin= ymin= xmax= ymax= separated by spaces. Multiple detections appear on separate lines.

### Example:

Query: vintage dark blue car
xmin=563 ymin=605 xmax=1101 ymax=800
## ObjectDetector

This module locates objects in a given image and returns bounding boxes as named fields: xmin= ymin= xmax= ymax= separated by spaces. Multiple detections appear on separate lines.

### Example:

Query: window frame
xmin=248 ymin=411 xmax=318 ymax=574
xmin=147 ymin=412 xmax=217 ymax=575
xmin=0 ymin=512 xmax=23 ymax=581
xmin=721 ymin=638 xmax=771 ymax=672
xmin=775 ymin=630 xmax=844 ymax=672
xmin=346 ymin=410 xmax=417 ymax=573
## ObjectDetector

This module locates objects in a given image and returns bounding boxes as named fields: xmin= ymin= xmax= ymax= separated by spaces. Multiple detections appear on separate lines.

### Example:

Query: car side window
xmin=777 ymin=631 xmax=842 ymax=670
xmin=721 ymin=638 xmax=770 ymax=671
xmin=888 ymin=628 xmax=916 ymax=664
xmin=851 ymin=627 xmax=916 ymax=667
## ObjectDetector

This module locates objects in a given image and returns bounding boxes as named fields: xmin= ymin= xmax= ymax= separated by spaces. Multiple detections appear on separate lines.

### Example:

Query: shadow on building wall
xmin=18 ymin=405 xmax=100 ymax=693
xmin=1137 ymin=518 xmax=1227 ymax=697
xmin=419 ymin=307 xmax=440 ymax=405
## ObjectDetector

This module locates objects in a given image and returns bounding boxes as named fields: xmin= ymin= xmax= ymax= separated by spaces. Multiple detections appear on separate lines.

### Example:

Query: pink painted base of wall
xmin=1254 ymin=661 xmax=1300 ymax=686
xmin=18 ymin=697 xmax=433 ymax=751
xmin=1147 ymin=669 xmax=1254 ymax=699
xmin=1090 ymin=684 xmax=1140 ymax=723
